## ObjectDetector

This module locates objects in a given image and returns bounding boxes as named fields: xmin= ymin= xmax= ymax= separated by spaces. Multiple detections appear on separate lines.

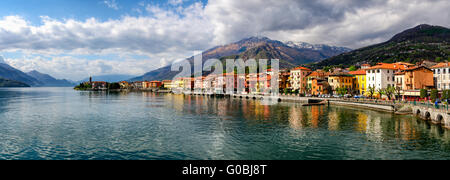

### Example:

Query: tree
xmin=368 ymin=86 xmax=375 ymax=99
xmin=420 ymin=89 xmax=428 ymax=99
xmin=430 ymin=89 xmax=439 ymax=102
xmin=349 ymin=65 xmax=357 ymax=71
xmin=336 ymin=87 xmax=348 ymax=96
xmin=305 ymin=85 xmax=312 ymax=94
xmin=443 ymin=90 xmax=450 ymax=103
xmin=377 ymin=88 xmax=385 ymax=99
xmin=108 ymin=83 xmax=121 ymax=90
xmin=385 ymin=86 xmax=395 ymax=100
xmin=395 ymin=86 xmax=402 ymax=100
xmin=284 ymin=88 xmax=289 ymax=94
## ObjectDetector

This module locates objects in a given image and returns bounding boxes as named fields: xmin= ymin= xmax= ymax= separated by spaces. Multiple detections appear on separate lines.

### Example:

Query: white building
xmin=290 ymin=66 xmax=311 ymax=93
xmin=365 ymin=62 xmax=412 ymax=91
xmin=431 ymin=62 xmax=450 ymax=90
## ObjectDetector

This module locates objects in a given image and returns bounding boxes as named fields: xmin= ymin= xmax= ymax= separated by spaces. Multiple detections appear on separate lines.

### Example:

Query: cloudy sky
xmin=0 ymin=0 xmax=448 ymax=80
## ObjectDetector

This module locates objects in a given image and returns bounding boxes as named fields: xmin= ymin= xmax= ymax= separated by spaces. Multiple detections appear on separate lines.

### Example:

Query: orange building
xmin=396 ymin=66 xmax=434 ymax=90
xmin=150 ymin=81 xmax=163 ymax=88
xmin=311 ymin=78 xmax=329 ymax=95
xmin=307 ymin=70 xmax=330 ymax=93
xmin=279 ymin=69 xmax=291 ymax=90
xmin=142 ymin=81 xmax=151 ymax=89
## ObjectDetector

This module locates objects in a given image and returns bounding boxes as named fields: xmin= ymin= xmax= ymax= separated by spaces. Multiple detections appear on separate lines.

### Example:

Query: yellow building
xmin=162 ymin=80 xmax=174 ymax=90
xmin=173 ymin=78 xmax=185 ymax=90
xmin=328 ymin=73 xmax=354 ymax=94
xmin=119 ymin=81 xmax=129 ymax=89
xmin=349 ymin=70 xmax=366 ymax=95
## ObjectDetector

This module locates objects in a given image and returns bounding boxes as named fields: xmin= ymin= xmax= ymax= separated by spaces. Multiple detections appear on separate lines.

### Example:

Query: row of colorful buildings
xmin=111 ymin=61 xmax=450 ymax=98
xmin=119 ymin=81 xmax=164 ymax=90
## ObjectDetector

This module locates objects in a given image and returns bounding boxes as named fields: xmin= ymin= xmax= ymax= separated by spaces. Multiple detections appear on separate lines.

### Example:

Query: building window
xmin=377 ymin=70 xmax=380 ymax=73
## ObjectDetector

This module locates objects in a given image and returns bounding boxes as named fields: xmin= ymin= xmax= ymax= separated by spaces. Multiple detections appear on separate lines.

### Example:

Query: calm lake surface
xmin=0 ymin=87 xmax=449 ymax=160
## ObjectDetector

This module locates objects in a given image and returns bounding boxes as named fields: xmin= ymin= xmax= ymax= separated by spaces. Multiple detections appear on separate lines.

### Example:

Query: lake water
xmin=0 ymin=87 xmax=449 ymax=160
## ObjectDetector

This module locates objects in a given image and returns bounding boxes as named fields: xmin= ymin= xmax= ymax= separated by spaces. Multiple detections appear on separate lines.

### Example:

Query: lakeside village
xmin=75 ymin=60 xmax=450 ymax=105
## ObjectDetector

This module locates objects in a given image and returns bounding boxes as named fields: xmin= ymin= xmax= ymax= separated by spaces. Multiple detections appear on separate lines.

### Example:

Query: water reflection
xmin=1 ymin=88 xmax=450 ymax=159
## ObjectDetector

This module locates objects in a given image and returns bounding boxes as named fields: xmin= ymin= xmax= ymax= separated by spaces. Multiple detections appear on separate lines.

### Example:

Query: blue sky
xmin=0 ymin=0 xmax=448 ymax=81
xmin=0 ymin=0 xmax=207 ymax=24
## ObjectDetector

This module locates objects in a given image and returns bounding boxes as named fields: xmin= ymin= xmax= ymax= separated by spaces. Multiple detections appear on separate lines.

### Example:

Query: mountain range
xmin=130 ymin=36 xmax=351 ymax=81
xmin=0 ymin=62 xmax=42 ymax=86
xmin=0 ymin=77 xmax=30 ymax=87
xmin=0 ymin=58 xmax=74 ymax=87
xmin=77 ymin=74 xmax=135 ymax=83
xmin=314 ymin=24 xmax=450 ymax=68
xmin=26 ymin=70 xmax=75 ymax=87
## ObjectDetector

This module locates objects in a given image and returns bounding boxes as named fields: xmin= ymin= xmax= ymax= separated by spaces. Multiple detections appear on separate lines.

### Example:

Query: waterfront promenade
xmin=187 ymin=92 xmax=450 ymax=129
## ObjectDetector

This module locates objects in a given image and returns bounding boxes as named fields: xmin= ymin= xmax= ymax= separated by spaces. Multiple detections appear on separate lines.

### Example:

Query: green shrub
xmin=420 ymin=89 xmax=428 ymax=99
xmin=430 ymin=89 xmax=438 ymax=102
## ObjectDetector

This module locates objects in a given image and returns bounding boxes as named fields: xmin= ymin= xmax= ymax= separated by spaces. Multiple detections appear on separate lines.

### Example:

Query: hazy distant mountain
xmin=26 ymin=70 xmax=74 ymax=87
xmin=130 ymin=36 xmax=350 ymax=81
xmin=0 ymin=61 xmax=41 ymax=86
xmin=315 ymin=24 xmax=450 ymax=68
xmin=285 ymin=41 xmax=352 ymax=58
xmin=0 ymin=77 xmax=30 ymax=87
xmin=78 ymin=74 xmax=135 ymax=83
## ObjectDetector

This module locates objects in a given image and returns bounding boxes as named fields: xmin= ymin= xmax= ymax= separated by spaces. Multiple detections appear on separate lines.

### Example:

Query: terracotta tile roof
xmin=291 ymin=66 xmax=312 ymax=71
xmin=431 ymin=62 xmax=450 ymax=69
xmin=307 ymin=71 xmax=330 ymax=77
xmin=393 ymin=62 xmax=414 ymax=66
xmin=348 ymin=70 xmax=366 ymax=75
xmin=329 ymin=72 xmax=354 ymax=77
xmin=366 ymin=63 xmax=410 ymax=70
xmin=404 ymin=66 xmax=432 ymax=72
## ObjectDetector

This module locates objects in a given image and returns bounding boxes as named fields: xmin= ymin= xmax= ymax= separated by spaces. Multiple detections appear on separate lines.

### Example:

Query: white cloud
xmin=204 ymin=0 xmax=450 ymax=47
xmin=168 ymin=0 xmax=184 ymax=6
xmin=103 ymin=0 xmax=119 ymax=10
xmin=0 ymin=0 xmax=449 ymax=80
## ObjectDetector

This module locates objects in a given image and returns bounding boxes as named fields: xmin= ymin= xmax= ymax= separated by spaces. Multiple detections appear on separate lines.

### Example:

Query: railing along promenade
xmin=188 ymin=91 xmax=450 ymax=113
